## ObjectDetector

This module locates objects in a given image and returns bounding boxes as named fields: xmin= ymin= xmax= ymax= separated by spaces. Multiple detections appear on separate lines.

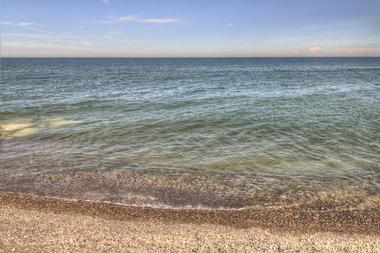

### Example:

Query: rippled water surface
xmin=1 ymin=57 xmax=379 ymax=209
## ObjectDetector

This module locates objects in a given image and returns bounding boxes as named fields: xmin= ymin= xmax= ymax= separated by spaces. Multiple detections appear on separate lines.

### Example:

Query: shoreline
xmin=1 ymin=192 xmax=379 ymax=252
xmin=1 ymin=191 xmax=379 ymax=235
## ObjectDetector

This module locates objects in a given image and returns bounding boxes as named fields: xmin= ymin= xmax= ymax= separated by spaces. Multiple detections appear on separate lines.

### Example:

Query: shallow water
xmin=1 ymin=57 xmax=379 ymax=209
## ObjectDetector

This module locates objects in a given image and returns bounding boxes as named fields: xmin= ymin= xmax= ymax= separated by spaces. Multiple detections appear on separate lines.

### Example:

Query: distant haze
xmin=1 ymin=0 xmax=380 ymax=57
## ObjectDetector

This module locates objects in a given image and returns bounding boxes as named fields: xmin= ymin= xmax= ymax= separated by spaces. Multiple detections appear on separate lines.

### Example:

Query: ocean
xmin=1 ymin=57 xmax=379 ymax=209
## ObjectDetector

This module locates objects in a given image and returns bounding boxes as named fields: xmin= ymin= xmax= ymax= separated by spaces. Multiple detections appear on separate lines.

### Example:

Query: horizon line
xmin=2 ymin=56 xmax=380 ymax=59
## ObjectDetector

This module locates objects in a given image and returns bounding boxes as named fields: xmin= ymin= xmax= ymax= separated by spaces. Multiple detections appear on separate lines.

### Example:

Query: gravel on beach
xmin=0 ymin=192 xmax=379 ymax=252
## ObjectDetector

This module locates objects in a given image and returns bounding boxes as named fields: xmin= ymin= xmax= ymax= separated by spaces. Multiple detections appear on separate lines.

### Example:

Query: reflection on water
xmin=0 ymin=117 xmax=81 ymax=139
xmin=0 ymin=57 xmax=379 ymax=209
xmin=0 ymin=121 xmax=38 ymax=139
xmin=46 ymin=117 xmax=82 ymax=128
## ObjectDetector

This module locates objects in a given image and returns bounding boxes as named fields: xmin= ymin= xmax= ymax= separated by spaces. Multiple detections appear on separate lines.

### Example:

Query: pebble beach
xmin=1 ymin=192 xmax=379 ymax=252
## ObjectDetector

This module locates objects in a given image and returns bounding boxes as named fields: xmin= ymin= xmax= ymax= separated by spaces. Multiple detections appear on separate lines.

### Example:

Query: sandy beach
xmin=0 ymin=192 xmax=379 ymax=252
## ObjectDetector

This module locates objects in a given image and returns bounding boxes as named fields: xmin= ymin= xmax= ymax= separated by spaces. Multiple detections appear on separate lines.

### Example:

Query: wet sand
xmin=0 ymin=192 xmax=379 ymax=252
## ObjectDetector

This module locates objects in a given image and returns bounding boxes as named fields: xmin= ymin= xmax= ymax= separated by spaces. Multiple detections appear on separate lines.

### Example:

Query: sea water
xmin=1 ymin=57 xmax=379 ymax=209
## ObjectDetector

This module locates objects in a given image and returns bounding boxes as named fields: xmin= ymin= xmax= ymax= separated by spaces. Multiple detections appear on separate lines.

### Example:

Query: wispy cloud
xmin=2 ymin=33 xmax=97 ymax=48
xmin=101 ymin=0 xmax=110 ymax=5
xmin=2 ymin=41 xmax=91 ymax=51
xmin=139 ymin=18 xmax=179 ymax=24
xmin=1 ymin=19 xmax=143 ymax=47
xmin=84 ymin=15 xmax=182 ymax=25
xmin=2 ymin=30 xmax=138 ymax=50
xmin=0 ymin=21 xmax=35 ymax=26
xmin=333 ymin=47 xmax=380 ymax=56
xmin=309 ymin=46 xmax=321 ymax=53
xmin=114 ymin=15 xmax=138 ymax=22
xmin=114 ymin=15 xmax=181 ymax=24
xmin=0 ymin=21 xmax=57 ymax=35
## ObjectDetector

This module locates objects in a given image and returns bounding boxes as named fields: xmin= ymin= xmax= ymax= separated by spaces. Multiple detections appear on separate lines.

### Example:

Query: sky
xmin=1 ymin=0 xmax=380 ymax=57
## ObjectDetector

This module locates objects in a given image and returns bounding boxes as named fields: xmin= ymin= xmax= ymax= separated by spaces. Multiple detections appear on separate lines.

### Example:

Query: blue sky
xmin=1 ymin=0 xmax=380 ymax=57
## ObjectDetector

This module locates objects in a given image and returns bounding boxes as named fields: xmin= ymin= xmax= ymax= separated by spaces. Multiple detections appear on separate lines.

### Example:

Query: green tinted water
xmin=1 ymin=58 xmax=379 ymax=208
